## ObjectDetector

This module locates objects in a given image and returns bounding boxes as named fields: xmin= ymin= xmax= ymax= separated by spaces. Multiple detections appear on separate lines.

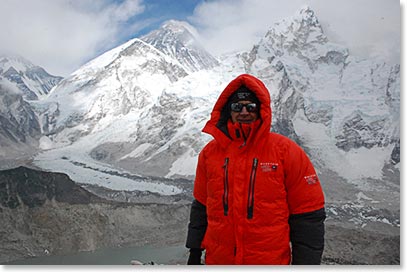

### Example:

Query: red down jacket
xmin=188 ymin=74 xmax=325 ymax=265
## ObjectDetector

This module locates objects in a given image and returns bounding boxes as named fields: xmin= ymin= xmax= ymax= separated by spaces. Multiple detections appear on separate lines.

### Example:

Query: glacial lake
xmin=4 ymin=244 xmax=188 ymax=265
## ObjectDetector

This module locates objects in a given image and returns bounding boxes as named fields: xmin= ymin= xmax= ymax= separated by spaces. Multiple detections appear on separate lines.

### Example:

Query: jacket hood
xmin=202 ymin=74 xmax=272 ymax=148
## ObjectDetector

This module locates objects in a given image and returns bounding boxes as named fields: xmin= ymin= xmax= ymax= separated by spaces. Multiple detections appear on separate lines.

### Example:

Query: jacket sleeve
xmin=283 ymin=139 xmax=326 ymax=264
xmin=289 ymin=208 xmax=326 ymax=264
xmin=186 ymin=199 xmax=208 ymax=249
xmin=283 ymin=140 xmax=325 ymax=214
xmin=186 ymin=149 xmax=208 ymax=249
xmin=192 ymin=148 xmax=208 ymax=205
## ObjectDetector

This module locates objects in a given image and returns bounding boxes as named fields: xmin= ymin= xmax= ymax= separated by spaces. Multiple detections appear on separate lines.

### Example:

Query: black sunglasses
xmin=231 ymin=102 xmax=257 ymax=113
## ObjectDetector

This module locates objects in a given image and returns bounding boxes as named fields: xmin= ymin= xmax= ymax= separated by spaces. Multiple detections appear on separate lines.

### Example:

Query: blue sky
xmin=126 ymin=0 xmax=202 ymax=35
xmin=0 ymin=0 xmax=401 ymax=76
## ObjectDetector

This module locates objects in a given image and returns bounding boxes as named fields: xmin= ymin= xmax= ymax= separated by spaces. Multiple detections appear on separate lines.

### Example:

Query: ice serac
xmin=0 ymin=55 xmax=62 ymax=100
xmin=141 ymin=20 xmax=219 ymax=72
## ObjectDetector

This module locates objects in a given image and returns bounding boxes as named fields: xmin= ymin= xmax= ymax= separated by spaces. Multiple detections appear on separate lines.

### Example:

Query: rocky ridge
xmin=0 ymin=55 xmax=62 ymax=168
xmin=0 ymin=166 xmax=189 ymax=264
xmin=0 ymin=55 xmax=62 ymax=101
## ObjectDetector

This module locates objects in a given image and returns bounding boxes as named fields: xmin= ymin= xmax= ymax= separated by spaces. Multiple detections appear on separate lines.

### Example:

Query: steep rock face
xmin=0 ymin=55 xmax=62 ymax=167
xmin=257 ymin=7 xmax=331 ymax=63
xmin=0 ymin=88 xmax=40 ymax=144
xmin=0 ymin=83 xmax=41 ymax=166
xmin=0 ymin=167 xmax=189 ymax=264
xmin=141 ymin=20 xmax=219 ymax=72
xmin=0 ymin=55 xmax=62 ymax=100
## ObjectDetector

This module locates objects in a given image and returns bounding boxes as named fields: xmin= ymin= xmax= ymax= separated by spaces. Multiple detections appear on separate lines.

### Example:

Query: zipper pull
xmin=253 ymin=158 xmax=258 ymax=168
xmin=223 ymin=157 xmax=229 ymax=168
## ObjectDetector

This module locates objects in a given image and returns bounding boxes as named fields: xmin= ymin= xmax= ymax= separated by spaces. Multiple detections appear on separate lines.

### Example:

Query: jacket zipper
xmin=247 ymin=158 xmax=258 ymax=219
xmin=223 ymin=157 xmax=229 ymax=216
xmin=238 ymin=123 xmax=251 ymax=148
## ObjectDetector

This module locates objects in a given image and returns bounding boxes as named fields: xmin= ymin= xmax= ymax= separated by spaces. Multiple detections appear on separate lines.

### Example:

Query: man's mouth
xmin=238 ymin=119 xmax=254 ymax=123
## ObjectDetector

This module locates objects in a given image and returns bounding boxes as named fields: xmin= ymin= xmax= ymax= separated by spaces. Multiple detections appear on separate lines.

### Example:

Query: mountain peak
xmin=140 ymin=20 xmax=218 ymax=72
xmin=254 ymin=5 xmax=340 ymax=61
xmin=0 ymin=55 xmax=62 ymax=100
xmin=295 ymin=5 xmax=321 ymax=28
xmin=160 ymin=20 xmax=199 ymax=37
xmin=272 ymin=5 xmax=323 ymax=37
xmin=0 ymin=54 xmax=35 ymax=73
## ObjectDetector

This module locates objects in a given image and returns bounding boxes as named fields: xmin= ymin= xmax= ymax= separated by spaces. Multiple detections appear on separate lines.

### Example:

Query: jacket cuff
xmin=289 ymin=208 xmax=326 ymax=264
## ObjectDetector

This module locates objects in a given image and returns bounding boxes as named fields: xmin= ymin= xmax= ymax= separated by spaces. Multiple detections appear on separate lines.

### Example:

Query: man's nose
xmin=240 ymin=106 xmax=249 ymax=114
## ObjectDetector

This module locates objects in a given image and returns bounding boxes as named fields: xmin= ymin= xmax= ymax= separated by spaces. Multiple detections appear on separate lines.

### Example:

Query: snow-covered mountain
xmin=241 ymin=7 xmax=400 ymax=185
xmin=0 ymin=55 xmax=62 ymax=100
xmin=0 ymin=55 xmax=62 ymax=168
xmin=28 ymin=7 xmax=399 ymax=217
xmin=31 ymin=21 xmax=233 ymax=185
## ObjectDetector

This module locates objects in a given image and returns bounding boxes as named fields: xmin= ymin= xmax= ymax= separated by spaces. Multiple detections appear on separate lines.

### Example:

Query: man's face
xmin=230 ymin=100 xmax=258 ymax=124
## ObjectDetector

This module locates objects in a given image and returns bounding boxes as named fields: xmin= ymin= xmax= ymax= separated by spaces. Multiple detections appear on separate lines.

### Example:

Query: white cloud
xmin=107 ymin=0 xmax=145 ymax=22
xmin=190 ymin=0 xmax=400 ymax=63
xmin=0 ymin=0 xmax=400 ymax=77
xmin=190 ymin=0 xmax=306 ymax=54
xmin=309 ymin=0 xmax=400 ymax=63
xmin=0 ymin=0 xmax=145 ymax=76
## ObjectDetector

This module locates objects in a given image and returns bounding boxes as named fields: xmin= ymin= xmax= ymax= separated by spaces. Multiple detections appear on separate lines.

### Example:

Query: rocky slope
xmin=0 ymin=166 xmax=399 ymax=264
xmin=0 ymin=166 xmax=189 ymax=264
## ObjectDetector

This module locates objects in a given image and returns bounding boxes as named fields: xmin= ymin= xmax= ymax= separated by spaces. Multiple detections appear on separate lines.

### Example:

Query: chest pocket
xmin=255 ymin=160 xmax=287 ymax=203
xmin=205 ymin=156 xmax=226 ymax=204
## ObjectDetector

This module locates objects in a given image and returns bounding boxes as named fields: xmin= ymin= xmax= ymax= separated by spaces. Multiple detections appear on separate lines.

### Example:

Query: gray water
xmin=5 ymin=244 xmax=188 ymax=265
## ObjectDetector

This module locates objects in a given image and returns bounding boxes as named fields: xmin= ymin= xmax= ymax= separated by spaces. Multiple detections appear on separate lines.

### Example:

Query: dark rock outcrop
xmin=0 ymin=166 xmax=104 ymax=209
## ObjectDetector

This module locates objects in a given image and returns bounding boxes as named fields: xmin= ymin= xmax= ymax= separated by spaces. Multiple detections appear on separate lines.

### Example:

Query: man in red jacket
xmin=186 ymin=74 xmax=326 ymax=265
